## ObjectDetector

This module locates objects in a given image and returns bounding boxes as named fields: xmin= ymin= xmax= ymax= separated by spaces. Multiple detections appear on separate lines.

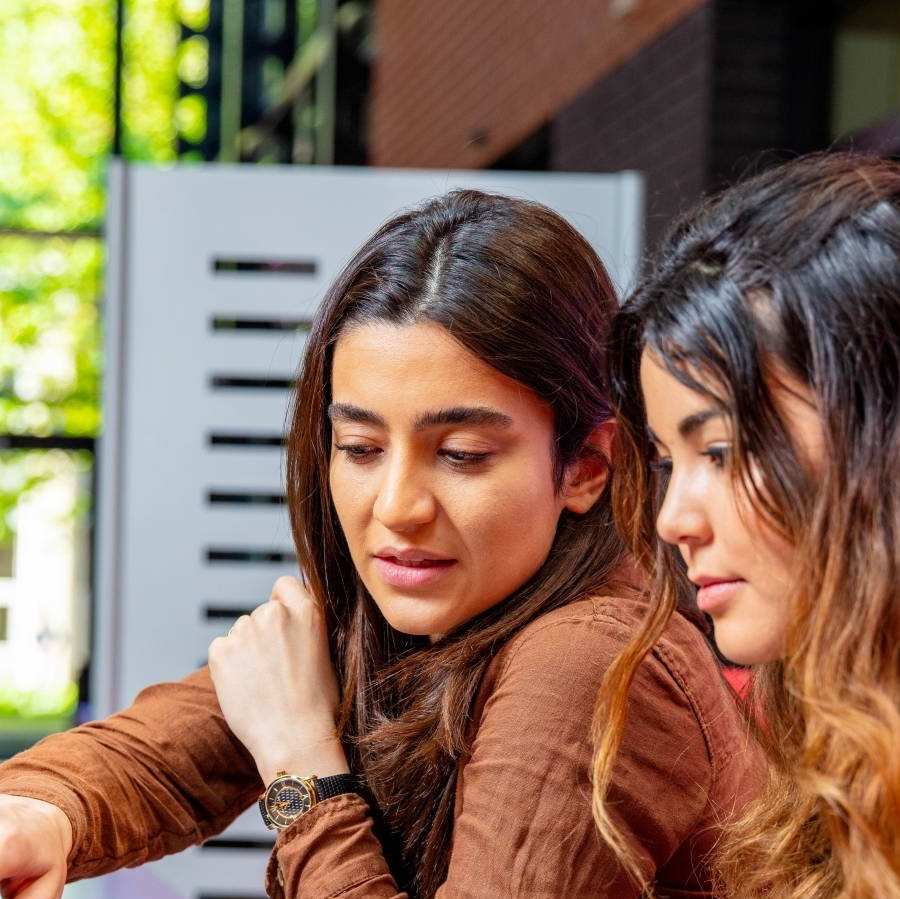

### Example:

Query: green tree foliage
xmin=0 ymin=236 xmax=102 ymax=438
xmin=0 ymin=0 xmax=180 ymax=725
xmin=123 ymin=0 xmax=178 ymax=161
xmin=0 ymin=0 xmax=180 ymax=447
xmin=0 ymin=0 xmax=179 ymax=230
xmin=0 ymin=0 xmax=115 ymax=232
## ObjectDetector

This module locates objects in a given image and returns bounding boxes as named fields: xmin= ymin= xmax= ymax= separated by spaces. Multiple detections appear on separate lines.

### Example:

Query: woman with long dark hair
xmin=0 ymin=191 xmax=757 ymax=898
xmin=594 ymin=153 xmax=900 ymax=898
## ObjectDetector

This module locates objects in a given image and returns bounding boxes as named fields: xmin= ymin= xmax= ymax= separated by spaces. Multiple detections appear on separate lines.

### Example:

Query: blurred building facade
xmin=164 ymin=0 xmax=900 ymax=250
xmin=368 ymin=0 xmax=899 ymax=252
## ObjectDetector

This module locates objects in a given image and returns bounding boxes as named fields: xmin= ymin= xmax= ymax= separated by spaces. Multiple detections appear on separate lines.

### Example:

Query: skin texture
xmin=209 ymin=321 xmax=611 ymax=783
xmin=328 ymin=321 xmax=607 ymax=637
xmin=640 ymin=349 xmax=822 ymax=665
xmin=0 ymin=794 xmax=71 ymax=899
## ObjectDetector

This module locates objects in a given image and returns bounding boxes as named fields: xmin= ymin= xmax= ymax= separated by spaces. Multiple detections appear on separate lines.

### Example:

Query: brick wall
xmin=710 ymin=1 xmax=833 ymax=190
xmin=370 ymin=0 xmax=708 ymax=168
xmin=551 ymin=5 xmax=713 ymax=256
xmin=548 ymin=0 xmax=834 ymax=256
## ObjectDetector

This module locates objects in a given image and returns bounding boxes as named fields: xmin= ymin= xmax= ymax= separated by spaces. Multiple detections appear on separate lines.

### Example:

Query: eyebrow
xmin=327 ymin=403 xmax=514 ymax=431
xmin=647 ymin=408 xmax=725 ymax=444
xmin=413 ymin=406 xmax=514 ymax=430
xmin=677 ymin=408 xmax=725 ymax=438
xmin=328 ymin=403 xmax=387 ymax=428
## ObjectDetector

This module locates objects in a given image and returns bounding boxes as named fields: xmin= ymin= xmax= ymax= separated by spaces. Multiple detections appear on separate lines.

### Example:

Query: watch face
xmin=264 ymin=776 xmax=313 ymax=828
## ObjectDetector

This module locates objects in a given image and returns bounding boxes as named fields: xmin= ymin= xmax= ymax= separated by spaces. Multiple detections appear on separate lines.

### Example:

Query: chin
xmin=714 ymin=622 xmax=784 ymax=666
xmin=368 ymin=590 xmax=460 ymax=637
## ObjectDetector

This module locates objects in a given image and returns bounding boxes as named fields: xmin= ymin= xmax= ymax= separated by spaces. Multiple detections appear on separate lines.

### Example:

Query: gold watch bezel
xmin=262 ymin=771 xmax=320 ymax=829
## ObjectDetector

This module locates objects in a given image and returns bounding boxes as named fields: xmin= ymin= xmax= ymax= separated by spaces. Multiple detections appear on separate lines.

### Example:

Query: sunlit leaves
xmin=0 ymin=236 xmax=102 ymax=437
xmin=177 ymin=0 xmax=209 ymax=32
xmin=0 ymin=449 xmax=91 ymax=545
xmin=0 ymin=0 xmax=115 ymax=232
xmin=178 ymin=33 xmax=209 ymax=89
xmin=122 ymin=0 xmax=179 ymax=160
xmin=175 ymin=93 xmax=207 ymax=143
xmin=0 ymin=0 xmax=180 ymax=724
xmin=0 ymin=0 xmax=179 ymax=443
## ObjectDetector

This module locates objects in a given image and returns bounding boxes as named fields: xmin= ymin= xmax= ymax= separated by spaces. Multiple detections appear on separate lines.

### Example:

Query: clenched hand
xmin=208 ymin=576 xmax=349 ymax=787
xmin=0 ymin=794 xmax=71 ymax=899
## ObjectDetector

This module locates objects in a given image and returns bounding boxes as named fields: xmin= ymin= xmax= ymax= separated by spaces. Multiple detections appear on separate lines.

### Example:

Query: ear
xmin=561 ymin=418 xmax=616 ymax=515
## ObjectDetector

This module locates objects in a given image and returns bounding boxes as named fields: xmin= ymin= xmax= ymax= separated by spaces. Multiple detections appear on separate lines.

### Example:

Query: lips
xmin=691 ymin=574 xmax=740 ymax=588
xmin=690 ymin=575 xmax=745 ymax=614
xmin=372 ymin=547 xmax=457 ymax=589
xmin=381 ymin=558 xmax=446 ymax=568
xmin=375 ymin=546 xmax=455 ymax=563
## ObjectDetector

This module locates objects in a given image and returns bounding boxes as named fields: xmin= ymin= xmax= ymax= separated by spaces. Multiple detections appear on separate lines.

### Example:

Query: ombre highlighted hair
xmin=593 ymin=154 xmax=900 ymax=898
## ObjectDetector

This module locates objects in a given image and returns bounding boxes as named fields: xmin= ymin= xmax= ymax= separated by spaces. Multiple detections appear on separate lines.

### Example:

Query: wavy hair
xmin=286 ymin=190 xmax=628 ymax=897
xmin=593 ymin=153 xmax=900 ymax=898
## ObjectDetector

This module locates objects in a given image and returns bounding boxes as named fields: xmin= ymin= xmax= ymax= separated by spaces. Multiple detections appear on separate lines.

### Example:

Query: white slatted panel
xmin=94 ymin=161 xmax=643 ymax=899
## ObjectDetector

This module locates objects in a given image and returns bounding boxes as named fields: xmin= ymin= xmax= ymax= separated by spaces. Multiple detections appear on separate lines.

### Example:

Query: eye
xmin=702 ymin=444 xmax=731 ymax=468
xmin=334 ymin=443 xmax=381 ymax=464
xmin=438 ymin=449 xmax=492 ymax=469
xmin=648 ymin=443 xmax=672 ymax=474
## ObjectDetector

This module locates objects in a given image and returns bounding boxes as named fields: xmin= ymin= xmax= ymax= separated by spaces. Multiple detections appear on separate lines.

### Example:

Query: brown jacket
xmin=0 ymin=594 xmax=760 ymax=897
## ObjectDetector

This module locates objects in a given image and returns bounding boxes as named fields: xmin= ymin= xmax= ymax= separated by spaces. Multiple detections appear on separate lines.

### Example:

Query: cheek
xmin=715 ymin=501 xmax=794 ymax=663
xmin=731 ymin=489 xmax=796 ymax=587
xmin=328 ymin=461 xmax=367 ymax=544
xmin=452 ymin=457 xmax=561 ymax=571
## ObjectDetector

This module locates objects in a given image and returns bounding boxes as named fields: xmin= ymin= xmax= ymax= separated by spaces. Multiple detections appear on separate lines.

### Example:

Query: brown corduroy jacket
xmin=0 ymin=594 xmax=761 ymax=898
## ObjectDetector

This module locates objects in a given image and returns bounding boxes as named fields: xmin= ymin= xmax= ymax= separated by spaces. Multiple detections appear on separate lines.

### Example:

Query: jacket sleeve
xmin=0 ymin=667 xmax=262 ymax=880
xmin=265 ymin=606 xmax=715 ymax=898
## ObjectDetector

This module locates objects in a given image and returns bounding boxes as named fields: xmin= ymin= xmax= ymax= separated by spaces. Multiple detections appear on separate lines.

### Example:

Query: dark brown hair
xmin=594 ymin=153 xmax=900 ymax=898
xmin=286 ymin=190 xmax=628 ymax=897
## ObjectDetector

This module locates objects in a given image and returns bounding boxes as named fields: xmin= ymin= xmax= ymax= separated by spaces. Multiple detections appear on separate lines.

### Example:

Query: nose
xmin=372 ymin=450 xmax=437 ymax=533
xmin=655 ymin=469 xmax=712 ymax=549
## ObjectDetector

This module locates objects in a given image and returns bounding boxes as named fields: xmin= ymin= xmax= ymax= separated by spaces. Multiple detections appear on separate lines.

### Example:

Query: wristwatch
xmin=258 ymin=771 xmax=359 ymax=830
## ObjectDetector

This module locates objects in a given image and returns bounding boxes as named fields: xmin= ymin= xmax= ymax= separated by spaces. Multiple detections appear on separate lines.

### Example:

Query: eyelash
xmin=703 ymin=445 xmax=731 ymax=468
xmin=334 ymin=444 xmax=380 ymax=463
xmin=334 ymin=444 xmax=492 ymax=470
xmin=649 ymin=445 xmax=731 ymax=474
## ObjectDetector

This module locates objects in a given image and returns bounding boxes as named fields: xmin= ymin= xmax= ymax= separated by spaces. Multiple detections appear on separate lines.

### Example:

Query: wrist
xmin=257 ymin=736 xmax=349 ymax=787
xmin=38 ymin=798 xmax=74 ymax=859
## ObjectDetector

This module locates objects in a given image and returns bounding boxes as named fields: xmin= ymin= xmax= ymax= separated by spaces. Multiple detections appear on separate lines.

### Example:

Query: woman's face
xmin=639 ymin=350 xmax=822 ymax=665
xmin=328 ymin=321 xmax=596 ymax=638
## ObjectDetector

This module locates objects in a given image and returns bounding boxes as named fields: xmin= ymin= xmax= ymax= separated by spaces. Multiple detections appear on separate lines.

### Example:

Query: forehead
xmin=639 ymin=350 xmax=719 ymax=435
xmin=331 ymin=320 xmax=549 ymax=423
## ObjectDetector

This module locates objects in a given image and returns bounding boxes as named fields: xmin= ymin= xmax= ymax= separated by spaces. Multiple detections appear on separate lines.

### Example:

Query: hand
xmin=0 ymin=794 xmax=71 ymax=899
xmin=208 ymin=576 xmax=349 ymax=787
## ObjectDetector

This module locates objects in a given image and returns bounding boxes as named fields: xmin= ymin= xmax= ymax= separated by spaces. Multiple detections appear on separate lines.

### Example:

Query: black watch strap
xmin=315 ymin=773 xmax=359 ymax=801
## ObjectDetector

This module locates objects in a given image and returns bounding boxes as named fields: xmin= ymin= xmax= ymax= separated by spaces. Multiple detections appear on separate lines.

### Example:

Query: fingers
xmin=222 ymin=576 xmax=316 ymax=625
xmin=210 ymin=577 xmax=321 ymax=666
xmin=270 ymin=576 xmax=324 ymax=625
xmin=2 ymin=872 xmax=64 ymax=899
xmin=19 ymin=877 xmax=64 ymax=899
xmin=269 ymin=575 xmax=310 ymax=607
xmin=231 ymin=613 xmax=253 ymax=631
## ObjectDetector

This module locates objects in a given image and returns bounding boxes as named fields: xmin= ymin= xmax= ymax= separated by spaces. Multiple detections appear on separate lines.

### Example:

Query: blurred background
xmin=1 ymin=0 xmax=899 ymax=764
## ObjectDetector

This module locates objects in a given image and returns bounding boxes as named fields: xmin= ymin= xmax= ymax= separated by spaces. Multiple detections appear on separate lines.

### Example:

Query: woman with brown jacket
xmin=594 ymin=154 xmax=900 ymax=899
xmin=0 ymin=191 xmax=759 ymax=898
